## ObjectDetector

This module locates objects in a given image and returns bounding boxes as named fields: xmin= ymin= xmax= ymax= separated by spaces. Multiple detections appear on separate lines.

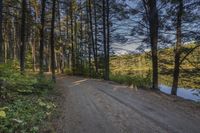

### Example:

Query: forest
xmin=0 ymin=0 xmax=200 ymax=132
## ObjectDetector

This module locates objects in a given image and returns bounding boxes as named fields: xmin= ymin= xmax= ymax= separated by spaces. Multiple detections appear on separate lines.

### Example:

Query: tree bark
xmin=50 ymin=0 xmax=56 ymax=82
xmin=171 ymin=0 xmax=183 ymax=95
xmin=80 ymin=2 xmax=84 ymax=74
xmin=39 ymin=0 xmax=46 ymax=74
xmin=147 ymin=0 xmax=159 ymax=90
xmin=103 ymin=0 xmax=109 ymax=80
xmin=106 ymin=0 xmax=110 ymax=80
xmin=88 ymin=0 xmax=98 ymax=75
xmin=93 ymin=0 xmax=98 ymax=74
xmin=0 ymin=0 xmax=3 ymax=63
xmin=86 ymin=1 xmax=92 ymax=76
xmin=20 ymin=0 xmax=27 ymax=73
xmin=70 ymin=1 xmax=75 ymax=75
xmin=32 ymin=40 xmax=36 ymax=71
xmin=103 ymin=0 xmax=107 ymax=80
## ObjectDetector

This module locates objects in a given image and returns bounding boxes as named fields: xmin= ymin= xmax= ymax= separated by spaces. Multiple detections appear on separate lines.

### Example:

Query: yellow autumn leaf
xmin=0 ymin=111 xmax=6 ymax=118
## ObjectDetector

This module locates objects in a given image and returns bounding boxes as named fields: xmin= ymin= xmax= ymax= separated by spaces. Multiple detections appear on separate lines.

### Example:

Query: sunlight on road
xmin=70 ymin=79 xmax=88 ymax=87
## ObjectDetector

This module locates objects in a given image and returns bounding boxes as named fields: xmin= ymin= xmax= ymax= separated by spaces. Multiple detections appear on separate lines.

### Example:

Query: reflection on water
xmin=159 ymin=84 xmax=200 ymax=102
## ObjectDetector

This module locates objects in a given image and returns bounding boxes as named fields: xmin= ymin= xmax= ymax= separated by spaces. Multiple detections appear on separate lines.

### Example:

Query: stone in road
xmin=55 ymin=76 xmax=200 ymax=133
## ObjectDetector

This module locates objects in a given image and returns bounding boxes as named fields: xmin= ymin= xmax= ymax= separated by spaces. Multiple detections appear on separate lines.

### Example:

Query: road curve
xmin=55 ymin=76 xmax=200 ymax=133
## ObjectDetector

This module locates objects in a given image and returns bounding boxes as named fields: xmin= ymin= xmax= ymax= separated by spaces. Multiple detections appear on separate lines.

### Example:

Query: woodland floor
xmin=53 ymin=75 xmax=200 ymax=133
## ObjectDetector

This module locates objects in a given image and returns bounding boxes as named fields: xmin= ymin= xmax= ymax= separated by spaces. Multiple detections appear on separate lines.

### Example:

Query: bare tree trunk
xmin=13 ymin=20 xmax=17 ymax=61
xmin=106 ymin=0 xmax=110 ymax=80
xmin=147 ymin=0 xmax=159 ymax=90
xmin=86 ymin=1 xmax=92 ymax=76
xmin=50 ymin=0 xmax=56 ymax=82
xmin=88 ymin=0 xmax=98 ymax=75
xmin=93 ymin=0 xmax=98 ymax=74
xmin=171 ymin=0 xmax=183 ymax=95
xmin=70 ymin=1 xmax=75 ymax=75
xmin=32 ymin=39 xmax=36 ymax=71
xmin=20 ymin=0 xmax=27 ymax=73
xmin=74 ymin=12 xmax=78 ymax=74
xmin=80 ymin=2 xmax=84 ymax=74
xmin=4 ymin=36 xmax=7 ymax=63
xmin=0 ymin=0 xmax=3 ymax=63
xmin=103 ymin=0 xmax=109 ymax=80
xmin=65 ymin=5 xmax=70 ymax=69
xmin=39 ymin=0 xmax=46 ymax=74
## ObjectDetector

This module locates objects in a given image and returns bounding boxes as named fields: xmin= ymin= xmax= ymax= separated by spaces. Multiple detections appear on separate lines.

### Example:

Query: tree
xmin=0 ymin=0 xmax=3 ymax=64
xmin=20 ymin=0 xmax=27 ymax=73
xmin=39 ymin=0 xmax=46 ymax=74
xmin=106 ymin=0 xmax=110 ymax=80
xmin=103 ymin=0 xmax=110 ymax=80
xmin=88 ymin=0 xmax=98 ymax=74
xmin=50 ymin=0 xmax=56 ymax=81
xmin=143 ymin=0 xmax=159 ymax=90
xmin=171 ymin=0 xmax=183 ymax=95
xmin=70 ymin=0 xmax=75 ymax=75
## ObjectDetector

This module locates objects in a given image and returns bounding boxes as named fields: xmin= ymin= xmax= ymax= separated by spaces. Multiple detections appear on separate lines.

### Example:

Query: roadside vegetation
xmin=0 ymin=62 xmax=56 ymax=133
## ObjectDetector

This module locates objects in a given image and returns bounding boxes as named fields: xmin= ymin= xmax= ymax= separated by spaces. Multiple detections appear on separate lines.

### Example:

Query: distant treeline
xmin=111 ymin=43 xmax=200 ymax=89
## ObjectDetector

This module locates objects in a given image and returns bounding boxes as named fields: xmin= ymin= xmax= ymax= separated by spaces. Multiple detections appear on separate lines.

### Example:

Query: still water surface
xmin=159 ymin=84 xmax=200 ymax=102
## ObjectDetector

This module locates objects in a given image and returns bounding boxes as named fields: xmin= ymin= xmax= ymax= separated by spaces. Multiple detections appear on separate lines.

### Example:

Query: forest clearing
xmin=0 ymin=0 xmax=200 ymax=132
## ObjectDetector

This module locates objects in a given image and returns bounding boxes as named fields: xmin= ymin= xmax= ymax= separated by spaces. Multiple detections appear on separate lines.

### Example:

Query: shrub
xmin=0 ymin=62 xmax=56 ymax=133
xmin=110 ymin=73 xmax=152 ymax=88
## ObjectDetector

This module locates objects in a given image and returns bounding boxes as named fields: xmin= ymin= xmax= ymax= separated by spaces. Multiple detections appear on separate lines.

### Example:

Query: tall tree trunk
xmin=70 ymin=1 xmax=75 ymax=75
xmin=80 ymin=2 xmax=84 ymax=75
xmin=65 ymin=5 xmax=70 ymax=69
xmin=86 ymin=1 xmax=92 ymax=76
xmin=0 ymin=0 xmax=3 ymax=63
xmin=147 ymin=0 xmax=159 ymax=90
xmin=32 ymin=39 xmax=36 ymax=71
xmin=93 ymin=0 xmax=98 ymax=73
xmin=88 ymin=0 xmax=98 ymax=75
xmin=58 ymin=3 xmax=65 ymax=74
xmin=171 ymin=0 xmax=183 ymax=95
xmin=103 ymin=0 xmax=109 ymax=80
xmin=39 ymin=0 xmax=46 ymax=74
xmin=4 ymin=36 xmax=7 ymax=63
xmin=74 ymin=12 xmax=78 ymax=74
xmin=12 ymin=20 xmax=17 ymax=60
xmin=50 ymin=0 xmax=56 ymax=82
xmin=106 ymin=0 xmax=110 ymax=80
xmin=20 ymin=0 xmax=27 ymax=73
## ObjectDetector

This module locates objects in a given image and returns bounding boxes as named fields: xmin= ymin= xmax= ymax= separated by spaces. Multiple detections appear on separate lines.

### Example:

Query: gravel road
xmin=54 ymin=76 xmax=200 ymax=133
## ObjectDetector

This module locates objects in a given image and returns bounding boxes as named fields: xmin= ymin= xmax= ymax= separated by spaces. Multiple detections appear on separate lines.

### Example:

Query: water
xmin=159 ymin=84 xmax=200 ymax=102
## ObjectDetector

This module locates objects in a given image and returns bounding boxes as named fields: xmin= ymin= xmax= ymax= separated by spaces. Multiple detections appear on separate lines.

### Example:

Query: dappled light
xmin=0 ymin=0 xmax=200 ymax=132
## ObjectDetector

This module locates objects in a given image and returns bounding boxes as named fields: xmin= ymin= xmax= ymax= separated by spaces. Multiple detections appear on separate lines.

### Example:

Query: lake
xmin=159 ymin=84 xmax=200 ymax=102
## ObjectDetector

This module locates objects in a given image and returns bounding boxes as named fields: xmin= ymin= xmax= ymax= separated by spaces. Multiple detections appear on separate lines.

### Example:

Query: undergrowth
xmin=0 ymin=62 xmax=56 ymax=133
xmin=110 ymin=73 xmax=152 ymax=89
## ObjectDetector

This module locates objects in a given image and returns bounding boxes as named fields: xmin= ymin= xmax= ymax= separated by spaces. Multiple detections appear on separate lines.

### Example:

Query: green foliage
xmin=0 ymin=97 xmax=55 ymax=133
xmin=0 ymin=62 xmax=56 ymax=133
xmin=110 ymin=73 xmax=152 ymax=88
xmin=64 ymin=68 xmax=73 ymax=75
xmin=110 ymin=43 xmax=200 ymax=89
xmin=0 ymin=62 xmax=53 ymax=95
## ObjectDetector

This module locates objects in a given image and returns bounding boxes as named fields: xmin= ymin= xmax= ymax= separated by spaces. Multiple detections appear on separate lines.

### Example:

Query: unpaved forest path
xmin=54 ymin=76 xmax=200 ymax=133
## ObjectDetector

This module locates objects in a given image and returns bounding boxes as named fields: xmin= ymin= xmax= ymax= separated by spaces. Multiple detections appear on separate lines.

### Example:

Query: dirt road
xmin=54 ymin=76 xmax=200 ymax=133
